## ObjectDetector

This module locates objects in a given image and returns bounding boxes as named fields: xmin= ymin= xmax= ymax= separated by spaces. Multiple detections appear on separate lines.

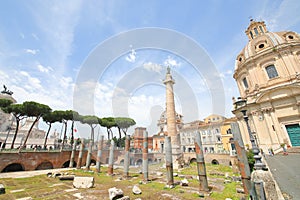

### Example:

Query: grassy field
xmin=0 ymin=163 xmax=245 ymax=200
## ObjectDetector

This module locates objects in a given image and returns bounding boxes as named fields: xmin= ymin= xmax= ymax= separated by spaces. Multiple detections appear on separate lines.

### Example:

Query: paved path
xmin=265 ymin=154 xmax=300 ymax=199
xmin=0 ymin=168 xmax=74 ymax=178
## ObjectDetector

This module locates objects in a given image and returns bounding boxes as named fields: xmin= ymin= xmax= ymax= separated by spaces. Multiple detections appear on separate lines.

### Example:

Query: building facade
xmin=179 ymin=114 xmax=236 ymax=154
xmin=232 ymin=20 xmax=300 ymax=152
xmin=132 ymin=127 xmax=153 ymax=150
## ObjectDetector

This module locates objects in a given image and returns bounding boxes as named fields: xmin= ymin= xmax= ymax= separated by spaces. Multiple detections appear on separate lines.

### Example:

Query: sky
xmin=1 ymin=0 xmax=300 ymax=139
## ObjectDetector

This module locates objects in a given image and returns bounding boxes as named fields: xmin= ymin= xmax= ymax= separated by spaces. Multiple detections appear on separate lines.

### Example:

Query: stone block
xmin=132 ymin=185 xmax=142 ymax=195
xmin=108 ymin=187 xmax=124 ymax=200
xmin=180 ymin=178 xmax=189 ymax=186
xmin=73 ymin=177 xmax=94 ymax=188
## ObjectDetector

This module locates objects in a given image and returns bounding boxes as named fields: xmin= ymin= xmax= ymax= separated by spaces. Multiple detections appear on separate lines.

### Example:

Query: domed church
xmin=232 ymin=20 xmax=300 ymax=151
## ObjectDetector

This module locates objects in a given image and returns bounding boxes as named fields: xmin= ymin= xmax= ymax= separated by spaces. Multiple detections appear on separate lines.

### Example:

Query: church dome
xmin=234 ymin=20 xmax=300 ymax=71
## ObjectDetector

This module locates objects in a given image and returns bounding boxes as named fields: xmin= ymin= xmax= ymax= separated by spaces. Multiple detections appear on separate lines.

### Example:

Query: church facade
xmin=232 ymin=20 xmax=300 ymax=152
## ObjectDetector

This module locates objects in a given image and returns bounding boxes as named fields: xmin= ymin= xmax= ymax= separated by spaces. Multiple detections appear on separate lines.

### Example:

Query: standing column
xmin=195 ymin=131 xmax=209 ymax=191
xmin=124 ymin=135 xmax=130 ymax=177
xmin=143 ymin=131 xmax=149 ymax=181
xmin=85 ymin=139 xmax=92 ymax=170
xmin=108 ymin=140 xmax=115 ymax=175
xmin=163 ymin=67 xmax=180 ymax=151
xmin=96 ymin=135 xmax=104 ymax=173
xmin=76 ymin=139 xmax=84 ymax=169
xmin=69 ymin=141 xmax=76 ymax=168
xmin=231 ymin=122 xmax=251 ymax=195
xmin=165 ymin=136 xmax=174 ymax=186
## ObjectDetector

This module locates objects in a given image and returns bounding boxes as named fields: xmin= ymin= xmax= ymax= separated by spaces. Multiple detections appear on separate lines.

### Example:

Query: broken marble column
xmin=69 ymin=141 xmax=76 ymax=168
xmin=231 ymin=122 xmax=251 ymax=195
xmin=96 ymin=135 xmax=104 ymax=173
xmin=85 ymin=139 xmax=92 ymax=170
xmin=76 ymin=139 xmax=84 ymax=169
xmin=124 ymin=135 xmax=130 ymax=177
xmin=195 ymin=131 xmax=209 ymax=192
xmin=143 ymin=131 xmax=149 ymax=181
xmin=108 ymin=140 xmax=115 ymax=175
xmin=165 ymin=136 xmax=174 ymax=186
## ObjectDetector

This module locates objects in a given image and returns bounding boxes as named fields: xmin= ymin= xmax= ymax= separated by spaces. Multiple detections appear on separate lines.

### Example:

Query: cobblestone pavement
xmin=265 ymin=154 xmax=300 ymax=199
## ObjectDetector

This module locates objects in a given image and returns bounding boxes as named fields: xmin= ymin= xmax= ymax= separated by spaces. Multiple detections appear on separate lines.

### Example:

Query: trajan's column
xmin=163 ymin=66 xmax=182 ymax=168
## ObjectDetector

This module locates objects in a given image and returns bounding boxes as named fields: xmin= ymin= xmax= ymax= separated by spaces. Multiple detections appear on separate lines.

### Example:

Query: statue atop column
xmin=1 ymin=85 xmax=13 ymax=95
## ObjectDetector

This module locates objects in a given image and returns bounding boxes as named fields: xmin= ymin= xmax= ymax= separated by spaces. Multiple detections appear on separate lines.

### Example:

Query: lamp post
xmin=234 ymin=98 xmax=266 ymax=170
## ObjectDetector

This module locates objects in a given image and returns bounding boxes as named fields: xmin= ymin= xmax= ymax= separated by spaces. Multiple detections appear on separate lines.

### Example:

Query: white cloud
xmin=125 ymin=49 xmax=136 ymax=63
xmin=164 ymin=56 xmax=181 ymax=67
xmin=24 ymin=49 xmax=39 ymax=55
xmin=30 ymin=1 xmax=82 ymax=70
xmin=19 ymin=71 xmax=42 ymax=90
xmin=37 ymin=64 xmax=53 ymax=73
xmin=143 ymin=62 xmax=162 ymax=72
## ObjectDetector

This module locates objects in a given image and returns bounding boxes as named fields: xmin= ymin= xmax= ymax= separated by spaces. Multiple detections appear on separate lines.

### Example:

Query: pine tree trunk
xmin=118 ymin=127 xmax=122 ymax=139
xmin=43 ymin=123 xmax=52 ymax=148
xmin=21 ymin=117 xmax=40 ymax=149
xmin=10 ymin=119 xmax=19 ymax=149
xmin=61 ymin=121 xmax=68 ymax=150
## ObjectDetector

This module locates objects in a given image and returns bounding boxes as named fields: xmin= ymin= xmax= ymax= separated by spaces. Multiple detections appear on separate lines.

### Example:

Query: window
xmin=250 ymin=31 xmax=253 ymax=39
xmin=254 ymin=28 xmax=259 ymax=35
xmin=226 ymin=128 xmax=232 ymax=134
xmin=258 ymin=43 xmax=264 ymax=49
xmin=242 ymin=77 xmax=249 ymax=89
xmin=215 ymin=128 xmax=219 ymax=133
xmin=259 ymin=26 xmax=264 ymax=33
xmin=266 ymin=65 xmax=279 ymax=79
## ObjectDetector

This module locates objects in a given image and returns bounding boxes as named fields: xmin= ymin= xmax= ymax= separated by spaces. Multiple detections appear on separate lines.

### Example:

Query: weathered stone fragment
xmin=108 ymin=187 xmax=124 ymax=200
xmin=73 ymin=177 xmax=94 ymax=188
xmin=132 ymin=185 xmax=142 ymax=195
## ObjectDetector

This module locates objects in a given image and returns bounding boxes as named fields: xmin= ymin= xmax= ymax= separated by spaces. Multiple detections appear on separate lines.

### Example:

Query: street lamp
xmin=234 ymin=98 xmax=266 ymax=170
xmin=241 ymin=109 xmax=266 ymax=170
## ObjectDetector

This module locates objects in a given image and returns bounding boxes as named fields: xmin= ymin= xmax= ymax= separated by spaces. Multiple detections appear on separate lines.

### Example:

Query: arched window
xmin=259 ymin=26 xmax=264 ymax=33
xmin=265 ymin=65 xmax=279 ymax=79
xmin=254 ymin=28 xmax=259 ymax=35
xmin=250 ymin=31 xmax=253 ymax=39
xmin=242 ymin=77 xmax=249 ymax=89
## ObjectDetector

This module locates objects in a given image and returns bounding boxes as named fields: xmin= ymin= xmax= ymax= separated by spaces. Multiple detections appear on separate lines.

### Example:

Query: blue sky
xmin=1 ymin=0 xmax=300 ymax=138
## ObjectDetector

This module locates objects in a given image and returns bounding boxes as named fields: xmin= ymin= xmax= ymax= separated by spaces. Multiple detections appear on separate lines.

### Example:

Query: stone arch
xmin=120 ymin=159 xmax=124 ymax=165
xmin=211 ymin=159 xmax=219 ymax=165
xmin=135 ymin=159 xmax=142 ymax=166
xmin=91 ymin=159 xmax=96 ymax=166
xmin=2 ymin=163 xmax=25 ymax=172
xmin=229 ymin=161 xmax=232 ymax=166
xmin=62 ymin=160 xmax=71 ymax=168
xmin=189 ymin=158 xmax=197 ymax=164
xmin=35 ymin=161 xmax=54 ymax=170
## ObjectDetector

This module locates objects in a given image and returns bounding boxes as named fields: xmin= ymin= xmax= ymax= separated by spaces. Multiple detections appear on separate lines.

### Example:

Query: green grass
xmin=0 ymin=163 xmax=245 ymax=200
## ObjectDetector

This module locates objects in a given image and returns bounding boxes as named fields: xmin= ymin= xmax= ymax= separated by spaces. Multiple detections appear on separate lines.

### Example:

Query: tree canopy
xmin=21 ymin=101 xmax=51 ymax=149
xmin=0 ymin=98 xmax=13 ymax=109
